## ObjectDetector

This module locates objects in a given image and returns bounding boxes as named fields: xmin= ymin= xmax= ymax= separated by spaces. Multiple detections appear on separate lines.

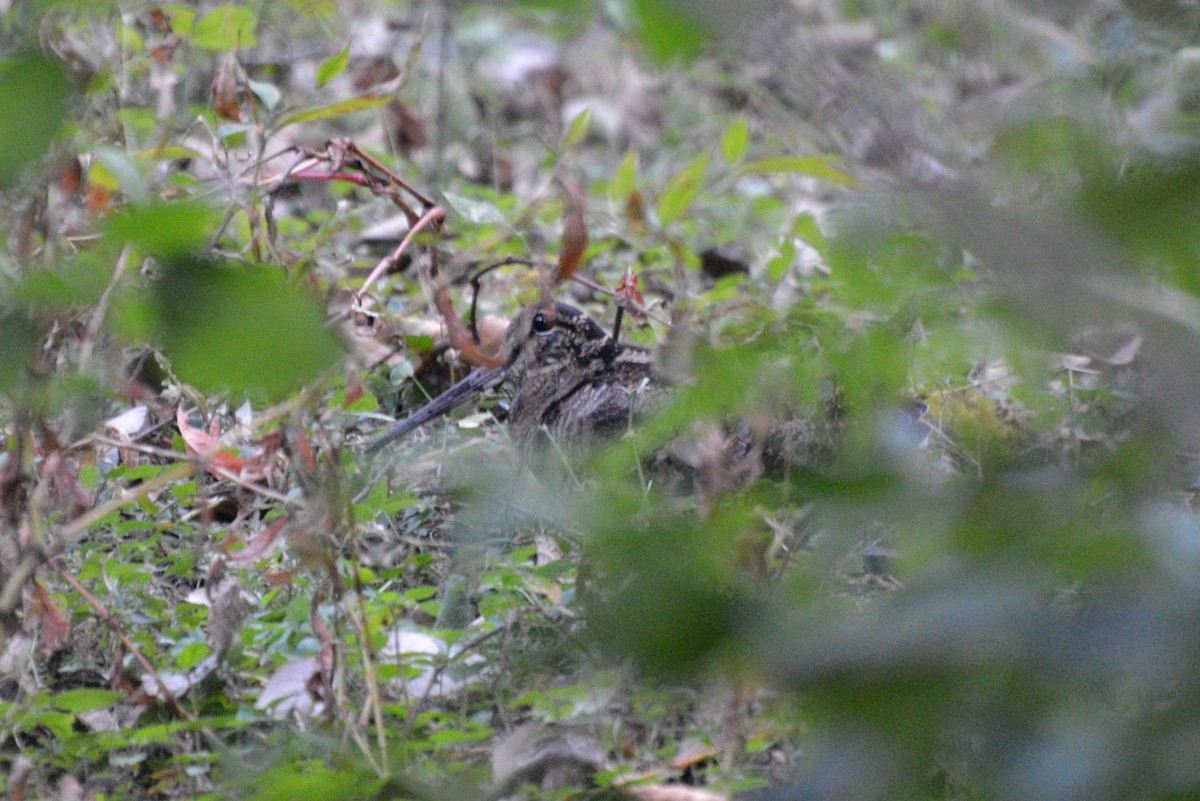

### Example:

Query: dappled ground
xmin=4 ymin=1 xmax=1200 ymax=799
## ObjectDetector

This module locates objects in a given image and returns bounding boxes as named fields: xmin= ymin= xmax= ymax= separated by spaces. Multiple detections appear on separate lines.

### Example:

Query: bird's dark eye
xmin=531 ymin=312 xmax=553 ymax=334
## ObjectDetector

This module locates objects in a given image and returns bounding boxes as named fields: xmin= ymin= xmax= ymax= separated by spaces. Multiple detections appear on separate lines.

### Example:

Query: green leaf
xmin=0 ymin=312 xmax=36 ymax=393
xmin=134 ymin=145 xmax=204 ymax=162
xmin=629 ymin=0 xmax=711 ymax=62
xmin=52 ymin=688 xmax=124 ymax=713
xmin=657 ymin=153 xmax=709 ymax=225
xmin=191 ymin=5 xmax=258 ymax=50
xmin=0 ymin=53 xmax=72 ymax=188
xmin=293 ymin=0 xmax=338 ymax=20
xmin=160 ymin=3 xmax=196 ymax=36
xmin=792 ymin=211 xmax=827 ymax=253
xmin=317 ymin=44 xmax=350 ymax=88
xmin=331 ymin=384 xmax=379 ymax=412
xmin=215 ymin=122 xmax=253 ymax=142
xmin=121 ymin=464 xmax=168 ymax=482
xmin=720 ymin=117 xmax=749 ymax=165
xmin=153 ymin=258 xmax=344 ymax=401
xmin=247 ymin=79 xmax=281 ymax=111
xmin=404 ymin=334 xmax=435 ymax=352
xmin=443 ymin=191 xmax=507 ymax=225
xmin=91 ymin=145 xmax=149 ymax=204
xmin=120 ymin=25 xmax=145 ymax=54
xmin=610 ymin=150 xmax=638 ymax=201
xmin=177 ymin=641 xmax=212 ymax=670
xmin=277 ymin=94 xmax=395 ymax=127
xmin=766 ymin=237 xmax=795 ymax=283
xmin=564 ymin=108 xmax=592 ymax=147
xmin=107 ymin=201 xmax=221 ymax=260
xmin=740 ymin=155 xmax=859 ymax=186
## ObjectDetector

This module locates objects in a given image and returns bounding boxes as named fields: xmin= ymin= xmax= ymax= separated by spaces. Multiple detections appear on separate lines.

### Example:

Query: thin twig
xmin=359 ymin=204 xmax=445 ymax=300
xmin=79 ymin=243 xmax=131 ymax=369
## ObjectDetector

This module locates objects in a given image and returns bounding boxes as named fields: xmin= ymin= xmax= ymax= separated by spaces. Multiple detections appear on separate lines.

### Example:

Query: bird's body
xmin=366 ymin=300 xmax=851 ymax=493
xmin=366 ymin=302 xmax=669 ymax=462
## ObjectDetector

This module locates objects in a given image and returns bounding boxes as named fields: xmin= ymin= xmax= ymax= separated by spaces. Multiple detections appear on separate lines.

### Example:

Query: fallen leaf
xmin=212 ymin=53 xmax=244 ymax=122
xmin=176 ymin=406 xmax=262 ymax=478
xmin=616 ymin=267 xmax=647 ymax=323
xmin=105 ymin=405 xmax=149 ymax=438
xmin=223 ymin=515 xmax=285 ymax=565
xmin=555 ymin=179 xmax=587 ymax=284
xmin=255 ymin=656 xmax=324 ymax=718
xmin=33 ymin=581 xmax=70 ymax=656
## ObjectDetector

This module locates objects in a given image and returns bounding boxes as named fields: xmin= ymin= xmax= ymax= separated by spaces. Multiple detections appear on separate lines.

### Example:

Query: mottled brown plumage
xmin=502 ymin=303 xmax=668 ymax=459
xmin=365 ymin=302 xmax=668 ymax=460
xmin=366 ymin=301 xmax=853 ymax=494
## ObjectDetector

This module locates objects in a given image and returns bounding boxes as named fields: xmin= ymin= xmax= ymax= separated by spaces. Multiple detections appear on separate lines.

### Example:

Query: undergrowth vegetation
xmin=4 ymin=1 xmax=1200 ymax=799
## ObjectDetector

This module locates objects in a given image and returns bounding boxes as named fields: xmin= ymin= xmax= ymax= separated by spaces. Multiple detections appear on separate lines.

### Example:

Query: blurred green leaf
xmin=629 ymin=0 xmax=712 ymax=62
xmin=106 ymin=201 xmax=221 ymax=260
xmin=657 ymin=152 xmax=709 ymax=225
xmin=51 ymin=688 xmax=123 ymax=713
xmin=12 ymin=257 xmax=110 ymax=311
xmin=247 ymin=79 xmax=281 ymax=111
xmin=291 ymin=0 xmax=337 ymax=19
xmin=564 ymin=107 xmax=592 ymax=148
xmin=721 ymin=117 xmax=750 ymax=165
xmin=991 ymin=117 xmax=1103 ymax=183
xmin=153 ymin=258 xmax=343 ymax=400
xmin=582 ymin=490 xmax=752 ymax=677
xmin=0 ymin=53 xmax=72 ymax=188
xmin=277 ymin=94 xmax=395 ymax=127
xmin=316 ymin=44 xmax=350 ymax=88
xmin=793 ymin=211 xmax=827 ymax=254
xmin=91 ymin=145 xmax=149 ymax=204
xmin=191 ymin=4 xmax=258 ymax=50
xmin=0 ymin=312 xmax=36 ymax=393
xmin=160 ymin=3 xmax=196 ymax=36
xmin=443 ymin=191 xmax=507 ymax=225
xmin=610 ymin=149 xmax=638 ymax=201
xmin=1077 ymin=154 xmax=1200 ymax=294
xmin=740 ymin=155 xmax=859 ymax=186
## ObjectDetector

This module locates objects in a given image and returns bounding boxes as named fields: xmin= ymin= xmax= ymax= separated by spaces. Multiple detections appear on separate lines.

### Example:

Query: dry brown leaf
xmin=388 ymin=100 xmax=428 ymax=152
xmin=58 ymin=156 xmax=83 ymax=198
xmin=263 ymin=565 xmax=297 ymax=587
xmin=341 ymin=373 xmax=365 ymax=409
xmin=555 ymin=179 xmax=587 ymax=284
xmin=625 ymin=190 xmax=648 ymax=233
xmin=290 ymin=424 xmax=318 ymax=474
xmin=32 ymin=581 xmax=70 ymax=657
xmin=176 ymin=406 xmax=264 ymax=479
xmin=85 ymin=184 xmax=111 ymax=215
xmin=212 ymin=53 xmax=244 ymax=122
xmin=147 ymin=7 xmax=173 ymax=33
xmin=616 ymin=266 xmax=647 ymax=323
xmin=309 ymin=600 xmax=336 ymax=713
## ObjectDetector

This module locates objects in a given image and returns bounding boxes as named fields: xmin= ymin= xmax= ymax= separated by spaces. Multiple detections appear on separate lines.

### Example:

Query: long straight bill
xmin=365 ymin=365 xmax=506 ymax=454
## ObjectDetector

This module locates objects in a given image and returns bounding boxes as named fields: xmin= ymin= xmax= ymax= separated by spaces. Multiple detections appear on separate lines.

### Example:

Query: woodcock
xmin=366 ymin=302 xmax=671 ymax=463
